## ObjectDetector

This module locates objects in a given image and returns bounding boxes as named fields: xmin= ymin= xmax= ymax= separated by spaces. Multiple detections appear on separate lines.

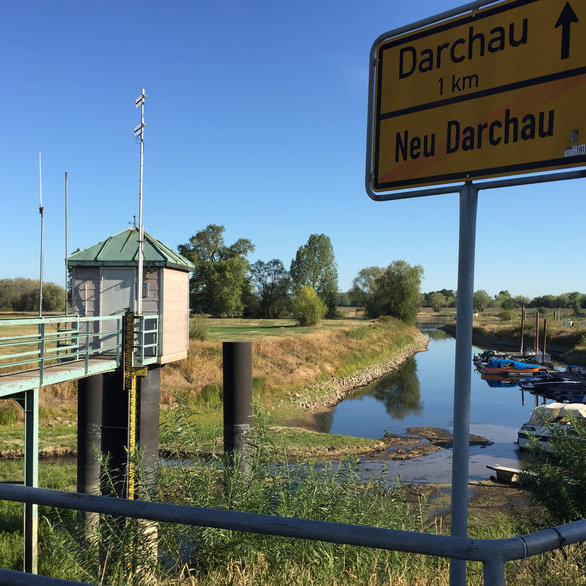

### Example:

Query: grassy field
xmin=204 ymin=316 xmax=365 ymax=340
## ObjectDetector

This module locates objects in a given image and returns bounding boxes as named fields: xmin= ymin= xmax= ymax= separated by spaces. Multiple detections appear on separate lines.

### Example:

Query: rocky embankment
xmin=294 ymin=331 xmax=429 ymax=411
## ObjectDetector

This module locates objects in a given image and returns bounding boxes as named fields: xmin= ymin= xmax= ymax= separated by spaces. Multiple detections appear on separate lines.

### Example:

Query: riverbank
xmin=0 ymin=316 xmax=430 ymax=460
xmin=292 ymin=333 xmax=428 ymax=412
xmin=439 ymin=321 xmax=586 ymax=364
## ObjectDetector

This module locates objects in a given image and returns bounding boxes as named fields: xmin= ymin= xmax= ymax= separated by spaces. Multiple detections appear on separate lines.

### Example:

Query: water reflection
xmin=360 ymin=358 xmax=422 ymax=419
xmin=480 ymin=374 xmax=518 ymax=388
xmin=319 ymin=359 xmax=421 ymax=433
xmin=423 ymin=328 xmax=452 ymax=341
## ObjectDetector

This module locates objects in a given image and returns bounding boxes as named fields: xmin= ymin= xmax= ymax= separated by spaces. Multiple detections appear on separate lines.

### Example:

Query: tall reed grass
xmin=0 ymin=405 xmax=584 ymax=584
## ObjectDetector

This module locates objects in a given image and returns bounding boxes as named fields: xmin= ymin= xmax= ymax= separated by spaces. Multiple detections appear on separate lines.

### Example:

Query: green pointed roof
xmin=68 ymin=228 xmax=194 ymax=272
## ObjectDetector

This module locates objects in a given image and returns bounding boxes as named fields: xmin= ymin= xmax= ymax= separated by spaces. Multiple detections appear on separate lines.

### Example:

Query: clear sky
xmin=1 ymin=0 xmax=584 ymax=298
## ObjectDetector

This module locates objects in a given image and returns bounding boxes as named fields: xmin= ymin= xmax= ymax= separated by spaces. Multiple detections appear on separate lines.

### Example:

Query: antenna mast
xmin=64 ymin=171 xmax=69 ymax=315
xmin=134 ymin=89 xmax=146 ymax=316
xmin=38 ymin=153 xmax=44 ymax=317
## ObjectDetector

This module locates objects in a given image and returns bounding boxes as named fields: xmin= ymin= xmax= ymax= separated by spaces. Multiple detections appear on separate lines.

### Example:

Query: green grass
xmin=200 ymin=317 xmax=365 ymax=341
xmin=0 ymin=422 xmax=77 ymax=453
xmin=268 ymin=426 xmax=383 ymax=457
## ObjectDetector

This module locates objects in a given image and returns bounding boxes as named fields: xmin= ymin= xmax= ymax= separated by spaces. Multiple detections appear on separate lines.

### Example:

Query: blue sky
xmin=1 ymin=0 xmax=584 ymax=298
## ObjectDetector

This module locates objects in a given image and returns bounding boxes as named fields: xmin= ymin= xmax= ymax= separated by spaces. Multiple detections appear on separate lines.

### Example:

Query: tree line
xmin=0 ymin=278 xmax=66 ymax=312
xmin=177 ymin=225 xmax=340 ymax=322
xmin=422 ymin=288 xmax=586 ymax=314
xmin=179 ymin=225 xmax=425 ymax=325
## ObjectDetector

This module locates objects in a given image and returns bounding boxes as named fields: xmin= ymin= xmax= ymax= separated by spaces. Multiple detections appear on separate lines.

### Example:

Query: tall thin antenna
xmin=134 ymin=89 xmax=146 ymax=316
xmin=64 ymin=171 xmax=69 ymax=315
xmin=38 ymin=153 xmax=44 ymax=317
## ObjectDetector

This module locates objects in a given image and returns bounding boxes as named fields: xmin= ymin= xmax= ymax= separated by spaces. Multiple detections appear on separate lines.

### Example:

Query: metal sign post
xmin=450 ymin=182 xmax=478 ymax=584
xmin=365 ymin=2 xmax=586 ymax=584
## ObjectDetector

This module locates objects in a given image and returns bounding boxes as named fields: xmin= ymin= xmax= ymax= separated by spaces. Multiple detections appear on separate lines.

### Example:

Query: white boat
xmin=517 ymin=402 xmax=586 ymax=451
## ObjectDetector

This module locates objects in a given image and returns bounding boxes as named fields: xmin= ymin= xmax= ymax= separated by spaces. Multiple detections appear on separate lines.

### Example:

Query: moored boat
xmin=518 ymin=402 xmax=586 ymax=451
xmin=478 ymin=357 xmax=542 ymax=376
xmin=473 ymin=349 xmax=551 ymax=370
xmin=519 ymin=371 xmax=586 ymax=393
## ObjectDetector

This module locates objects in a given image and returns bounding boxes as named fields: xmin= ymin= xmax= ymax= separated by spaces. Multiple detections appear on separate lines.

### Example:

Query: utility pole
xmin=38 ymin=153 xmax=44 ymax=317
xmin=134 ymin=89 xmax=146 ymax=316
xmin=64 ymin=172 xmax=69 ymax=315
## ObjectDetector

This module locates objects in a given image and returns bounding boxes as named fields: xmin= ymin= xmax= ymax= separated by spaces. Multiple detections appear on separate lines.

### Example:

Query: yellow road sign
xmin=369 ymin=0 xmax=586 ymax=192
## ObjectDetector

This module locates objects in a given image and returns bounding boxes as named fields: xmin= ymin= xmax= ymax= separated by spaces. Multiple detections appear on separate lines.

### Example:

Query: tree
xmin=291 ymin=286 xmax=326 ymax=326
xmin=429 ymin=291 xmax=447 ymax=313
xmin=0 ymin=278 xmax=65 ymax=312
xmin=178 ymin=225 xmax=254 ymax=317
xmin=472 ymin=289 xmax=492 ymax=313
xmin=567 ymin=291 xmax=582 ymax=315
xmin=336 ymin=291 xmax=352 ymax=307
xmin=513 ymin=295 xmax=530 ymax=307
xmin=493 ymin=290 xmax=512 ymax=308
xmin=500 ymin=297 xmax=520 ymax=310
xmin=350 ymin=266 xmax=383 ymax=309
xmin=362 ymin=261 xmax=423 ymax=324
xmin=290 ymin=234 xmax=338 ymax=318
xmin=249 ymin=259 xmax=291 ymax=318
xmin=529 ymin=294 xmax=558 ymax=309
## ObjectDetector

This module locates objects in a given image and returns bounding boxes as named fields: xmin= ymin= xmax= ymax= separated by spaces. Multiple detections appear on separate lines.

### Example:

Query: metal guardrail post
xmin=84 ymin=331 xmax=89 ymax=374
xmin=38 ymin=323 xmax=45 ymax=386
xmin=482 ymin=558 xmax=505 ymax=585
xmin=74 ymin=318 xmax=80 ymax=361
xmin=139 ymin=315 xmax=145 ymax=364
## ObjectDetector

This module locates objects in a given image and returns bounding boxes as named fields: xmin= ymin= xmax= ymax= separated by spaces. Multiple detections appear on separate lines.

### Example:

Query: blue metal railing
xmin=135 ymin=314 xmax=159 ymax=366
xmin=0 ymin=483 xmax=585 ymax=585
xmin=0 ymin=314 xmax=159 ymax=385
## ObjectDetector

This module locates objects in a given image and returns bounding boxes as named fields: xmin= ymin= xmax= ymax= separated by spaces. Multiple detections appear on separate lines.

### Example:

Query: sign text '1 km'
xmin=369 ymin=0 xmax=586 ymax=192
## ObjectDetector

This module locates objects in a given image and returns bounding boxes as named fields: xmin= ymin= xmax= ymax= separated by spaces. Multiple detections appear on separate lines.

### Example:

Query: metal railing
xmin=0 ymin=314 xmax=159 ymax=385
xmin=135 ymin=314 xmax=159 ymax=366
xmin=0 ymin=483 xmax=584 ymax=585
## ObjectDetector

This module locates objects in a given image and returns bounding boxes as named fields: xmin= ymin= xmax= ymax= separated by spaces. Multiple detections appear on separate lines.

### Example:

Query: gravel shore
xmin=295 ymin=331 xmax=429 ymax=411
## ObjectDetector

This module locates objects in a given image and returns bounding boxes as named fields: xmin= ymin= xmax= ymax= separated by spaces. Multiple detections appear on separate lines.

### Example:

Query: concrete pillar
xmin=100 ymin=370 xmax=128 ymax=498
xmin=23 ymin=388 xmax=39 ymax=574
xmin=77 ymin=375 xmax=103 ymax=495
xmin=77 ymin=374 xmax=103 ymax=539
xmin=223 ymin=341 xmax=253 ymax=467
xmin=137 ymin=365 xmax=161 ymax=496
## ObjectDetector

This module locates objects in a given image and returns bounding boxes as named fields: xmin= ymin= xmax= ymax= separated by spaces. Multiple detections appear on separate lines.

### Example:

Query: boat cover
xmin=485 ymin=357 xmax=540 ymax=370
xmin=527 ymin=402 xmax=586 ymax=425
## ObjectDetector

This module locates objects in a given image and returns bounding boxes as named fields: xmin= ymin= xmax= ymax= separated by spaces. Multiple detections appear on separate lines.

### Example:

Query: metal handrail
xmin=0 ymin=483 xmax=584 ymax=585
xmin=0 ymin=314 xmax=159 ymax=382
xmin=135 ymin=314 xmax=159 ymax=365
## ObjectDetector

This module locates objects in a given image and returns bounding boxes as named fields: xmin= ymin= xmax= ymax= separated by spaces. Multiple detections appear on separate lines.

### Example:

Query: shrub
xmin=0 ymin=403 xmax=19 ymax=425
xmin=189 ymin=314 xmax=209 ymax=340
xmin=499 ymin=309 xmax=516 ymax=321
xmin=291 ymin=286 xmax=326 ymax=326
xmin=199 ymin=384 xmax=222 ymax=406
xmin=522 ymin=415 xmax=586 ymax=523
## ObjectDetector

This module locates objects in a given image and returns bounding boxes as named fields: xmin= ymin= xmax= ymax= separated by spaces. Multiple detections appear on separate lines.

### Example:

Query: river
xmin=319 ymin=328 xmax=545 ymax=484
